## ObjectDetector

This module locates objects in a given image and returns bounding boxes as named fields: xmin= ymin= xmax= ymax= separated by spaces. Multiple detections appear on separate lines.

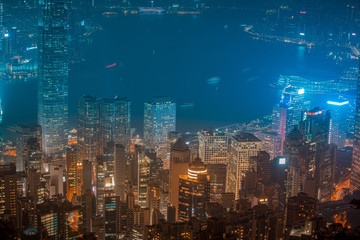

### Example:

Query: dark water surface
xmin=2 ymin=10 xmax=340 ymax=133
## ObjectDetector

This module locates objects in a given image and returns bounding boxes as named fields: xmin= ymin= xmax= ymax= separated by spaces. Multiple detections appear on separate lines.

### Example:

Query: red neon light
xmin=106 ymin=62 xmax=116 ymax=68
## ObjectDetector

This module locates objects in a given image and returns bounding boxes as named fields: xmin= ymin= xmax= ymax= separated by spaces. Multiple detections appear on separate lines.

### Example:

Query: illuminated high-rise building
xmin=99 ymin=98 xmax=131 ymax=153
xmin=0 ymin=99 xmax=3 ymax=164
xmin=271 ymin=103 xmax=294 ymax=153
xmin=102 ymin=141 xmax=115 ymax=191
xmin=197 ymin=129 xmax=228 ymax=201
xmin=66 ymin=146 xmax=79 ymax=202
xmin=82 ymin=190 xmax=95 ymax=234
xmin=113 ymin=98 xmax=131 ymax=152
xmin=25 ymin=138 xmax=43 ymax=173
xmin=251 ymin=151 xmax=271 ymax=183
xmin=255 ymin=131 xmax=282 ymax=159
xmin=0 ymin=163 xmax=17 ymax=219
xmin=0 ymin=99 xmax=3 ymax=140
xmin=283 ymin=128 xmax=312 ymax=198
xmin=15 ymin=124 xmax=42 ymax=172
xmin=78 ymin=95 xmax=99 ymax=162
xmin=167 ymin=131 xmax=181 ymax=162
xmin=327 ymin=100 xmax=350 ymax=148
xmin=207 ymin=163 xmax=227 ymax=202
xmin=82 ymin=160 xmax=93 ymax=194
xmin=178 ymin=157 xmax=210 ymax=222
xmin=99 ymin=98 xmax=115 ymax=152
xmin=198 ymin=129 xmax=228 ymax=165
xmin=285 ymin=192 xmax=316 ymax=237
xmin=317 ymin=143 xmax=336 ymax=202
xmin=299 ymin=107 xmax=331 ymax=145
xmin=38 ymin=207 xmax=59 ymax=239
xmin=38 ymin=0 xmax=69 ymax=159
xmin=227 ymin=133 xmax=262 ymax=199
xmin=114 ymin=144 xmax=126 ymax=201
xmin=281 ymin=85 xmax=305 ymax=128
xmin=96 ymin=157 xmax=106 ymax=216
xmin=49 ymin=163 xmax=64 ymax=197
xmin=350 ymin=76 xmax=360 ymax=189
xmin=144 ymin=97 xmax=176 ymax=167
xmin=169 ymin=137 xmax=191 ymax=220
xmin=104 ymin=191 xmax=120 ymax=238
xmin=138 ymin=146 xmax=150 ymax=208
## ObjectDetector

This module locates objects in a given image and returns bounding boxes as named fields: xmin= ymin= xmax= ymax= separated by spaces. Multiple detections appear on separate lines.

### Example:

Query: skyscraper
xmin=15 ymin=124 xmax=42 ymax=172
xmin=255 ymin=131 xmax=282 ymax=159
xmin=272 ymin=103 xmax=290 ymax=139
xmin=38 ymin=0 xmax=69 ymax=159
xmin=227 ymin=133 xmax=262 ymax=199
xmin=298 ymin=107 xmax=334 ymax=200
xmin=0 ymin=99 xmax=3 ymax=140
xmin=0 ymin=163 xmax=17 ymax=219
xmin=251 ymin=151 xmax=271 ymax=183
xmin=104 ymin=192 xmax=120 ymax=238
xmin=99 ymin=98 xmax=131 ymax=153
xmin=281 ymin=85 xmax=305 ymax=128
xmin=99 ymin=98 xmax=115 ymax=152
xmin=198 ymin=129 xmax=228 ymax=202
xmin=169 ymin=137 xmax=191 ymax=220
xmin=114 ymin=144 xmax=126 ymax=201
xmin=317 ymin=143 xmax=336 ymax=202
xmin=138 ymin=146 xmax=150 ymax=208
xmin=144 ymin=97 xmax=176 ymax=166
xmin=299 ymin=107 xmax=331 ymax=145
xmin=178 ymin=157 xmax=210 ymax=222
xmin=113 ymin=97 xmax=131 ymax=152
xmin=66 ymin=146 xmax=79 ymax=202
xmin=198 ymin=129 xmax=228 ymax=165
xmin=283 ymin=127 xmax=313 ymax=198
xmin=271 ymin=103 xmax=294 ymax=153
xmin=78 ymin=95 xmax=99 ymax=162
xmin=327 ymin=100 xmax=349 ymax=148
xmin=96 ymin=156 xmax=106 ymax=216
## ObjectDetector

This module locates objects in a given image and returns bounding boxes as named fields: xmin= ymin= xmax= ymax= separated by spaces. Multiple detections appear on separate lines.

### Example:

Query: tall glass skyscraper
xmin=78 ymin=95 xmax=99 ymax=162
xmin=0 ymin=99 xmax=3 ymax=139
xmin=351 ymin=64 xmax=360 ymax=191
xmin=144 ymin=97 xmax=176 ymax=166
xmin=327 ymin=100 xmax=349 ymax=149
xmin=113 ymin=97 xmax=131 ymax=152
xmin=99 ymin=97 xmax=131 ymax=153
xmin=281 ymin=85 xmax=305 ymax=129
xmin=38 ymin=0 xmax=69 ymax=159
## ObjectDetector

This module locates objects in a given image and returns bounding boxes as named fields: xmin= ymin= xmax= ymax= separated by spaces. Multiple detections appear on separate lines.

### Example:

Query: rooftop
xmin=200 ymin=129 xmax=226 ymax=136
xmin=146 ymin=96 xmax=175 ymax=104
xmin=232 ymin=132 xmax=261 ymax=143
xmin=171 ymin=137 xmax=189 ymax=151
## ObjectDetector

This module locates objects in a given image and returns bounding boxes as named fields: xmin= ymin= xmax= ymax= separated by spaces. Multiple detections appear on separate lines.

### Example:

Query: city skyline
xmin=0 ymin=0 xmax=360 ymax=239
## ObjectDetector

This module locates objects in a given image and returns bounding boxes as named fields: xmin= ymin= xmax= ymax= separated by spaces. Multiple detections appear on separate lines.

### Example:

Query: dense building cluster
xmin=0 ymin=0 xmax=360 ymax=239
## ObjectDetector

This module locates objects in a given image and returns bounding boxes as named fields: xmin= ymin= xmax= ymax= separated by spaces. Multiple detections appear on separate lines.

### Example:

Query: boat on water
xmin=138 ymin=7 xmax=165 ymax=14
xmin=102 ymin=11 xmax=119 ymax=17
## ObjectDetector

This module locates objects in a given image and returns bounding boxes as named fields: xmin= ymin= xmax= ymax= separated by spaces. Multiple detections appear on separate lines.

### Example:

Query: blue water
xmin=1 ymin=10 xmax=341 ymax=133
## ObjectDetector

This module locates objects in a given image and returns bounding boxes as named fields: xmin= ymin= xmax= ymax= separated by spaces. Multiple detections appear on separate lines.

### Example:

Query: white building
xmin=227 ymin=133 xmax=262 ymax=199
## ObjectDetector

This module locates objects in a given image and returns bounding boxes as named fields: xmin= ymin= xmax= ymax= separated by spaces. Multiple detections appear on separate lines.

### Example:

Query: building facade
xmin=38 ymin=0 xmax=69 ymax=159
xmin=169 ymin=137 xmax=191 ymax=220
xmin=198 ymin=129 xmax=228 ymax=165
xmin=227 ymin=133 xmax=262 ymax=199
xmin=178 ymin=157 xmax=210 ymax=222
xmin=78 ymin=95 xmax=99 ymax=162
xmin=144 ymin=97 xmax=176 ymax=166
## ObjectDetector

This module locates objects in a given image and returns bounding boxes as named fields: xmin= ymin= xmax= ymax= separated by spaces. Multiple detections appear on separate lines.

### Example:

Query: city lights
xmin=0 ymin=0 xmax=359 ymax=238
